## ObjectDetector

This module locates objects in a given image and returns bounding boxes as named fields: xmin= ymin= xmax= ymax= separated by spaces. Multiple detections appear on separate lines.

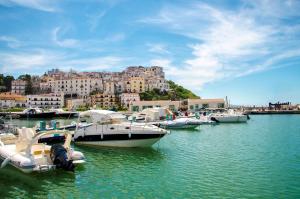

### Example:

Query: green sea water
xmin=0 ymin=115 xmax=299 ymax=199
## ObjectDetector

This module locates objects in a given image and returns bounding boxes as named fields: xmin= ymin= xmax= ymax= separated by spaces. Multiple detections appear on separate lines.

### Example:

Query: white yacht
xmin=208 ymin=110 xmax=248 ymax=123
xmin=73 ymin=110 xmax=167 ymax=147
xmin=0 ymin=129 xmax=85 ymax=173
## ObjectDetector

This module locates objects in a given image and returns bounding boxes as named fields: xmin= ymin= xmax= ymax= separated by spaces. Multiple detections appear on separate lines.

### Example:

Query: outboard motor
xmin=50 ymin=144 xmax=75 ymax=172
xmin=210 ymin=117 xmax=219 ymax=123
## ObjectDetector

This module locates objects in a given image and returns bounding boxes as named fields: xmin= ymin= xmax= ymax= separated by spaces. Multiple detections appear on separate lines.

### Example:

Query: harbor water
xmin=0 ymin=115 xmax=299 ymax=198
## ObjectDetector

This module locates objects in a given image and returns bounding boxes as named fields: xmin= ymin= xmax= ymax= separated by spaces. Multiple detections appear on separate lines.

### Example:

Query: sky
xmin=0 ymin=0 xmax=300 ymax=105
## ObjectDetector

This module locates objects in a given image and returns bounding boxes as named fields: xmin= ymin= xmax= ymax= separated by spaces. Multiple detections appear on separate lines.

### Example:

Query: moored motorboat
xmin=0 ymin=129 xmax=85 ymax=173
xmin=12 ymin=108 xmax=56 ymax=119
xmin=208 ymin=110 xmax=248 ymax=123
xmin=50 ymin=108 xmax=79 ymax=119
xmin=73 ymin=110 xmax=167 ymax=147
xmin=157 ymin=117 xmax=201 ymax=129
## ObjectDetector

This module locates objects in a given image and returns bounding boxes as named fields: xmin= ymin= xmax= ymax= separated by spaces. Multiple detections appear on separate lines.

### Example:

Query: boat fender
xmin=128 ymin=132 xmax=131 ymax=138
xmin=1 ymin=157 xmax=10 ymax=168
xmin=101 ymin=133 xmax=103 ymax=140
xmin=50 ymin=144 xmax=74 ymax=172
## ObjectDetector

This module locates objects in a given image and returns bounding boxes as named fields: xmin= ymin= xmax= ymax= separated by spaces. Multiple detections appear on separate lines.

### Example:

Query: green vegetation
xmin=0 ymin=107 xmax=26 ymax=112
xmin=140 ymin=80 xmax=199 ymax=101
xmin=0 ymin=74 xmax=15 ymax=92
xmin=18 ymin=74 xmax=34 ymax=95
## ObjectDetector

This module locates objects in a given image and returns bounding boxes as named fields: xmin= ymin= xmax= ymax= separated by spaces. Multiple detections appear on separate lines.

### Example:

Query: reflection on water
xmin=0 ymin=166 xmax=76 ymax=199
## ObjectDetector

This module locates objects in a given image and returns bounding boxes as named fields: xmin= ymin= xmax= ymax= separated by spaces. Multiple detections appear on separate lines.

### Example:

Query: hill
xmin=140 ymin=80 xmax=199 ymax=101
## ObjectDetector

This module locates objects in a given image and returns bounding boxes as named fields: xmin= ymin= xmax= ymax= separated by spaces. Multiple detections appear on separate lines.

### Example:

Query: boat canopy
xmin=79 ymin=110 xmax=127 ymax=123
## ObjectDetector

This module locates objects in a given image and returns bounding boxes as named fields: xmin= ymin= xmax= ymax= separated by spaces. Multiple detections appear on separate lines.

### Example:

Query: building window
xmin=190 ymin=105 xmax=194 ymax=110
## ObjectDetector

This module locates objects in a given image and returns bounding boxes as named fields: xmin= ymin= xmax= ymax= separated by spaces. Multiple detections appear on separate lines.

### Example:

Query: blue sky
xmin=0 ymin=0 xmax=300 ymax=105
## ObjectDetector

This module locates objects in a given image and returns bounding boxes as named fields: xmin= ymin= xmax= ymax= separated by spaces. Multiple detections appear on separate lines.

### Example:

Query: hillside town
xmin=0 ymin=66 xmax=225 ymax=112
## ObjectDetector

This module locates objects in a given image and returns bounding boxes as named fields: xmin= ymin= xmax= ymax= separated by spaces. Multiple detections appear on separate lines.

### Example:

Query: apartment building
xmin=130 ymin=77 xmax=145 ymax=93
xmin=90 ymin=93 xmax=118 ymax=109
xmin=0 ymin=92 xmax=26 ymax=108
xmin=146 ymin=78 xmax=169 ymax=91
xmin=120 ymin=93 xmax=140 ymax=108
xmin=27 ymin=93 xmax=64 ymax=108
xmin=52 ymin=77 xmax=103 ymax=97
xmin=11 ymin=80 xmax=27 ymax=95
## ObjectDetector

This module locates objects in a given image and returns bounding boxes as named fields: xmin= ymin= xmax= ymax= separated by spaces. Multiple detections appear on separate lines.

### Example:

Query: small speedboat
xmin=0 ymin=128 xmax=85 ymax=173
xmin=73 ymin=110 xmax=167 ymax=147
xmin=158 ymin=118 xmax=200 ymax=130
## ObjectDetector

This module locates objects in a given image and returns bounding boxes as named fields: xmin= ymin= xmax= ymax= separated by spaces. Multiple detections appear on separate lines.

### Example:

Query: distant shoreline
xmin=245 ymin=110 xmax=300 ymax=115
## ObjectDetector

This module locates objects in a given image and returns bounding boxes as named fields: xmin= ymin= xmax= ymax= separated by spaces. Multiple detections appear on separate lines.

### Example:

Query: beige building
xmin=53 ymin=77 xmax=103 ymax=97
xmin=0 ymin=92 xmax=27 ymax=108
xmin=66 ymin=98 xmax=88 ymax=109
xmin=184 ymin=98 xmax=226 ymax=111
xmin=129 ymin=98 xmax=226 ymax=112
xmin=27 ymin=93 xmax=64 ymax=108
xmin=90 ymin=93 xmax=118 ymax=109
xmin=130 ymin=77 xmax=145 ymax=93
xmin=120 ymin=93 xmax=140 ymax=108
xmin=129 ymin=100 xmax=181 ymax=112
xmin=104 ymin=81 xmax=115 ymax=94
xmin=11 ymin=80 xmax=27 ymax=95
xmin=146 ymin=78 xmax=169 ymax=91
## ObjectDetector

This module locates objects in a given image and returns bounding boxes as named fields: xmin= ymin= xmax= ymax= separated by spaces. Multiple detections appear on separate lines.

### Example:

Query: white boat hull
xmin=76 ymin=137 xmax=163 ymax=147
xmin=212 ymin=115 xmax=247 ymax=123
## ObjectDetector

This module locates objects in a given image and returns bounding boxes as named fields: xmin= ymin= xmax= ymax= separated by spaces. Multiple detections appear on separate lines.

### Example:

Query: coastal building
xmin=26 ymin=93 xmax=64 ymax=108
xmin=129 ymin=100 xmax=181 ymax=112
xmin=120 ymin=93 xmax=140 ymax=108
xmin=11 ymin=80 xmax=27 ymax=95
xmin=90 ymin=93 xmax=118 ymax=109
xmin=130 ymin=77 xmax=145 ymax=93
xmin=183 ymin=98 xmax=226 ymax=111
xmin=66 ymin=98 xmax=88 ymax=109
xmin=104 ymin=81 xmax=116 ymax=94
xmin=0 ymin=92 xmax=26 ymax=108
xmin=52 ymin=77 xmax=103 ymax=97
xmin=146 ymin=78 xmax=169 ymax=91
xmin=129 ymin=98 xmax=226 ymax=112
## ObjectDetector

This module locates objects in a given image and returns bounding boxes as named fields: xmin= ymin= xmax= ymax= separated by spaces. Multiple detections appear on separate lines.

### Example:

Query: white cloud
xmin=0 ymin=36 xmax=21 ymax=48
xmin=147 ymin=43 xmax=170 ymax=54
xmin=0 ymin=50 xmax=124 ymax=74
xmin=0 ymin=0 xmax=58 ymax=12
xmin=150 ymin=58 xmax=171 ymax=67
xmin=52 ymin=27 xmax=78 ymax=48
xmin=60 ymin=56 xmax=123 ymax=71
xmin=139 ymin=1 xmax=300 ymax=91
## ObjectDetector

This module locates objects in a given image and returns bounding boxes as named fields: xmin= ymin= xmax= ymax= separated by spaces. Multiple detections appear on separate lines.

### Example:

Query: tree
xmin=18 ymin=74 xmax=33 ymax=94
xmin=3 ymin=75 xmax=14 ymax=91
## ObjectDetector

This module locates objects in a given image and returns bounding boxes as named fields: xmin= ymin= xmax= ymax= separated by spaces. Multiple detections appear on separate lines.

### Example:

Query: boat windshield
xmin=80 ymin=110 xmax=128 ymax=124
